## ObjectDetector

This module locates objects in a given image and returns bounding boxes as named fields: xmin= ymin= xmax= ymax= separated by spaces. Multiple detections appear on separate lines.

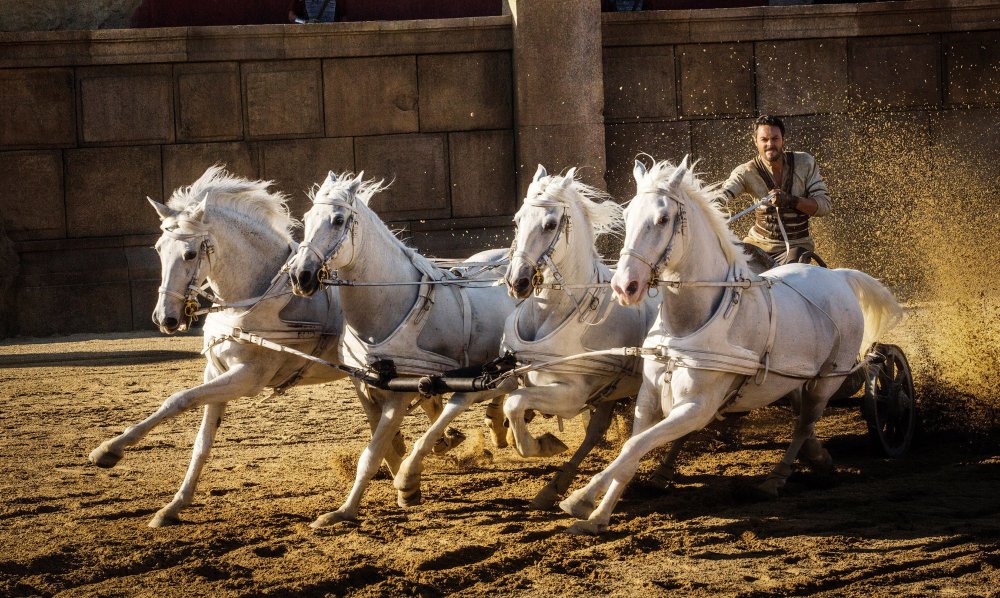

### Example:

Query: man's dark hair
xmin=753 ymin=115 xmax=785 ymax=136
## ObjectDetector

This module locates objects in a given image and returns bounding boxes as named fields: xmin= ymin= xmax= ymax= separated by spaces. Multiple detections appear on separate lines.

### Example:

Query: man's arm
xmin=713 ymin=166 xmax=749 ymax=206
xmin=770 ymin=157 xmax=831 ymax=216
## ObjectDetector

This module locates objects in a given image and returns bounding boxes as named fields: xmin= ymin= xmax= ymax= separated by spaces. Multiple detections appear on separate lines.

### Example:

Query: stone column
xmin=0 ymin=218 xmax=19 ymax=338
xmin=505 ymin=0 xmax=607 ymax=195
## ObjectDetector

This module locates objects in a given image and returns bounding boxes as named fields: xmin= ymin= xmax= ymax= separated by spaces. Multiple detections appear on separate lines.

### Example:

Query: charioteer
xmin=715 ymin=115 xmax=832 ymax=265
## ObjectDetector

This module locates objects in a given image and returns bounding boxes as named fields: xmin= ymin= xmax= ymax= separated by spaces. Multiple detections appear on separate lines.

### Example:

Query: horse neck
xmin=658 ymin=199 xmax=732 ymax=337
xmin=337 ymin=207 xmax=421 ymax=342
xmin=207 ymin=217 xmax=290 ymax=302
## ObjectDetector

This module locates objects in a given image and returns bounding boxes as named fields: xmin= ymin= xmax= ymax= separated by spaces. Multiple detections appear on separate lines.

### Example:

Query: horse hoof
xmin=805 ymin=449 xmax=834 ymax=473
xmin=537 ymin=433 xmax=569 ymax=457
xmin=397 ymin=488 xmax=422 ymax=508
xmin=530 ymin=485 xmax=560 ymax=511
xmin=559 ymin=492 xmax=596 ymax=520
xmin=310 ymin=510 xmax=356 ymax=529
xmin=88 ymin=444 xmax=123 ymax=468
xmin=433 ymin=428 xmax=467 ymax=455
xmin=148 ymin=510 xmax=181 ymax=528
xmin=565 ymin=520 xmax=606 ymax=536
xmin=754 ymin=478 xmax=784 ymax=499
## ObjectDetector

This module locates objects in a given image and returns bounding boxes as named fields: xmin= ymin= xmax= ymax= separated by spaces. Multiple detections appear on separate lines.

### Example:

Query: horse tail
xmin=835 ymin=268 xmax=903 ymax=356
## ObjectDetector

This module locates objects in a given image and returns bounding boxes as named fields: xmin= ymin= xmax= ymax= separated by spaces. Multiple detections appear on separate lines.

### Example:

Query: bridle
xmin=157 ymin=220 xmax=217 ymax=323
xmin=619 ymin=188 xmax=688 ymax=296
xmin=507 ymin=198 xmax=572 ymax=296
xmin=290 ymin=197 xmax=360 ymax=284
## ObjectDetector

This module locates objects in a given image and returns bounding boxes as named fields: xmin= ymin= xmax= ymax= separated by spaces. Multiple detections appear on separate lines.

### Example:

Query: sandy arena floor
xmin=1 ymin=329 xmax=998 ymax=597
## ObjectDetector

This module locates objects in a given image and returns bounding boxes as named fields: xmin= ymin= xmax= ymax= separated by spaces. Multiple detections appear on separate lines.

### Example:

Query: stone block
xmin=689 ymin=118 xmax=755 ymax=183
xmin=515 ymin=123 xmax=607 ymax=199
xmin=162 ymin=142 xmax=258 ymax=201
xmin=65 ymin=146 xmax=163 ymax=237
xmin=175 ymin=62 xmax=243 ymax=142
xmin=849 ymin=36 xmax=941 ymax=110
xmin=0 ymin=151 xmax=65 ymax=241
xmin=126 ymin=244 xmax=160 ymax=331
xmin=418 ymin=52 xmax=513 ymax=132
xmin=512 ymin=0 xmax=604 ymax=128
xmin=323 ymin=56 xmax=418 ymax=137
xmin=756 ymin=39 xmax=849 ymax=116
xmin=605 ymin=121 xmax=690 ymax=202
xmin=603 ymin=45 xmax=676 ymax=121
xmin=17 ymin=282 xmax=133 ymax=335
xmin=409 ymin=226 xmax=515 ymax=259
xmin=0 ymin=68 xmax=76 ymax=148
xmin=354 ymin=134 xmax=450 ymax=220
xmin=77 ymin=64 xmax=174 ymax=145
xmin=243 ymin=60 xmax=324 ymax=139
xmin=945 ymin=32 xmax=1000 ymax=106
xmin=448 ymin=130 xmax=516 ymax=219
xmin=677 ymin=43 xmax=754 ymax=118
xmin=259 ymin=137 xmax=355 ymax=217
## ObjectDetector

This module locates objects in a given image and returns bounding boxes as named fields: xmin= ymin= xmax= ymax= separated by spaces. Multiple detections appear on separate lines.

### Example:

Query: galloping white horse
xmin=559 ymin=158 xmax=903 ymax=534
xmin=88 ymin=167 xmax=365 ymax=527
xmin=495 ymin=165 xmax=658 ymax=508
xmin=287 ymin=172 xmax=517 ymax=526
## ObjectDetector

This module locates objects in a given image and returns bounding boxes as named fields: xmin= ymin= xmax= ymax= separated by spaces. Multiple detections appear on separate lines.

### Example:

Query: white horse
xmin=559 ymin=158 xmax=903 ymax=534
xmin=490 ymin=165 xmax=659 ymax=508
xmin=87 ymin=167 xmax=376 ymax=527
xmin=286 ymin=172 xmax=517 ymax=526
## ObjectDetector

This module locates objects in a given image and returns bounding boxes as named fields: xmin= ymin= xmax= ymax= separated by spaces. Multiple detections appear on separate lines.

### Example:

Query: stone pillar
xmin=505 ymin=0 xmax=607 ymax=195
xmin=0 ymin=218 xmax=19 ymax=338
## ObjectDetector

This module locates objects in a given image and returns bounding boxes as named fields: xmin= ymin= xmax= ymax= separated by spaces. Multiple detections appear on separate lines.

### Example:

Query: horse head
xmin=505 ymin=165 xmax=577 ymax=299
xmin=289 ymin=171 xmax=376 ymax=297
xmin=150 ymin=195 xmax=211 ymax=334
xmin=612 ymin=156 xmax=690 ymax=306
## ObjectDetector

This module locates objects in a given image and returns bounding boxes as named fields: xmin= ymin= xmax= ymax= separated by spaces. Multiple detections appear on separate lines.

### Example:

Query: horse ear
xmin=347 ymin=171 xmax=363 ymax=196
xmin=326 ymin=171 xmax=337 ymax=184
xmin=147 ymin=197 xmax=177 ymax=221
xmin=559 ymin=167 xmax=577 ymax=189
xmin=679 ymin=154 xmax=691 ymax=171
xmin=633 ymin=159 xmax=648 ymax=184
xmin=189 ymin=195 xmax=208 ymax=222
xmin=666 ymin=163 xmax=686 ymax=190
xmin=533 ymin=164 xmax=547 ymax=182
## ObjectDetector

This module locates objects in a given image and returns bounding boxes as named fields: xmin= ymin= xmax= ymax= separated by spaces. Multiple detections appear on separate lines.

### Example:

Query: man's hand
xmin=768 ymin=189 xmax=799 ymax=210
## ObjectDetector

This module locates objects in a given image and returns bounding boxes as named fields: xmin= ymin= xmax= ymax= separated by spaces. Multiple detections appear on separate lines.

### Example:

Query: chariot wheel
xmin=861 ymin=343 xmax=916 ymax=457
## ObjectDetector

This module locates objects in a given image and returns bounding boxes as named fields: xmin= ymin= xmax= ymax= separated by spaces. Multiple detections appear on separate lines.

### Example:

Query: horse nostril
xmin=514 ymin=277 xmax=530 ymax=293
xmin=162 ymin=317 xmax=178 ymax=330
xmin=626 ymin=280 xmax=639 ymax=295
xmin=300 ymin=270 xmax=312 ymax=285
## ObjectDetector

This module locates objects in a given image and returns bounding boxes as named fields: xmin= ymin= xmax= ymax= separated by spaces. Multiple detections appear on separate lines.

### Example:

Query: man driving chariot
xmin=716 ymin=115 xmax=832 ymax=265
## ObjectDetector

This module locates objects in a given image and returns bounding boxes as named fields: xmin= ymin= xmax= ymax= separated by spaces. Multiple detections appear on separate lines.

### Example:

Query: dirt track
xmin=1 ymin=331 xmax=999 ymax=597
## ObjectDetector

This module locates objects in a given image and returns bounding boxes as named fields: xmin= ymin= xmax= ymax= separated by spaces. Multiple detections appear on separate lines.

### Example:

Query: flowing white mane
xmin=642 ymin=159 xmax=748 ymax=270
xmin=313 ymin=172 xmax=439 ymax=271
xmin=167 ymin=165 xmax=297 ymax=240
xmin=521 ymin=170 xmax=623 ymax=238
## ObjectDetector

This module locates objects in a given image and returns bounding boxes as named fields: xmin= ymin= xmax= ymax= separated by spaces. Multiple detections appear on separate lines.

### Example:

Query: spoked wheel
xmin=862 ymin=343 xmax=917 ymax=457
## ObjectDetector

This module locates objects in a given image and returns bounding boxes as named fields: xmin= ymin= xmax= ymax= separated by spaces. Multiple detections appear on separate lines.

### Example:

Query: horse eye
xmin=543 ymin=220 xmax=557 ymax=231
xmin=333 ymin=214 xmax=346 ymax=226
xmin=656 ymin=214 xmax=669 ymax=226
xmin=182 ymin=250 xmax=197 ymax=261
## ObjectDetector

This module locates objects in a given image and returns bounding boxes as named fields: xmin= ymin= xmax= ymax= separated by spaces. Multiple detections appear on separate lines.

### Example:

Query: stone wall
xmin=0 ymin=0 xmax=141 ymax=31
xmin=0 ymin=19 xmax=515 ymax=335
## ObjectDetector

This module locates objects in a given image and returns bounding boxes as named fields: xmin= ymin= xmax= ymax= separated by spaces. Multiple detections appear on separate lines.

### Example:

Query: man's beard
xmin=764 ymin=148 xmax=782 ymax=161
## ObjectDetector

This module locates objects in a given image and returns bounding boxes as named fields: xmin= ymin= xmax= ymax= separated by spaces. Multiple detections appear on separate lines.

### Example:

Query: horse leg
xmin=562 ymin=398 xmax=719 ymax=534
xmin=149 ymin=402 xmax=226 ymax=527
xmin=531 ymin=400 xmax=616 ymax=511
xmin=352 ymin=380 xmax=405 ymax=477
xmin=484 ymin=396 xmax=508 ymax=449
xmin=503 ymin=386 xmax=571 ymax=458
xmin=311 ymin=393 xmax=410 ymax=527
xmin=758 ymin=382 xmax=837 ymax=497
xmin=395 ymin=381 xmax=513 ymax=508
xmin=418 ymin=396 xmax=466 ymax=455
xmin=645 ymin=434 xmax=690 ymax=489
xmin=89 ymin=363 xmax=265 ymax=468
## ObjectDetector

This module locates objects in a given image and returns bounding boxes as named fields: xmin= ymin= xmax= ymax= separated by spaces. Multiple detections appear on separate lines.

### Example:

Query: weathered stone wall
xmin=0 ymin=19 xmax=515 ymax=335
xmin=0 ymin=0 xmax=141 ymax=31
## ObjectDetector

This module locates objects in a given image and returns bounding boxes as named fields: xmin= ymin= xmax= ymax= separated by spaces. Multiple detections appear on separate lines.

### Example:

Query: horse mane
xmin=522 ymin=170 xmax=623 ymax=238
xmin=167 ymin=165 xmax=298 ymax=239
xmin=313 ymin=172 xmax=440 ymax=271
xmin=642 ymin=159 xmax=749 ymax=270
